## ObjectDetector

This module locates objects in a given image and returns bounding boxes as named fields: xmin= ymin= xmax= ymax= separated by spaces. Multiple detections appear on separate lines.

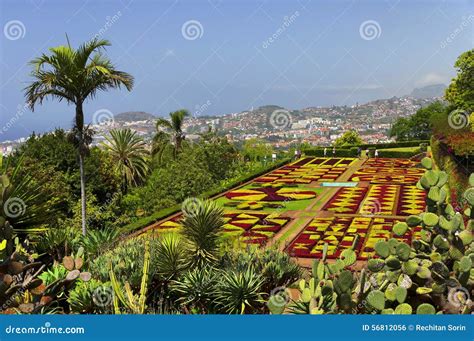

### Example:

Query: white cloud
xmin=416 ymin=72 xmax=447 ymax=87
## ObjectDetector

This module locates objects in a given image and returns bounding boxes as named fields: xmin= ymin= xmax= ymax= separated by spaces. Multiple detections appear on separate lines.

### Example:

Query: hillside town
xmin=0 ymin=95 xmax=438 ymax=155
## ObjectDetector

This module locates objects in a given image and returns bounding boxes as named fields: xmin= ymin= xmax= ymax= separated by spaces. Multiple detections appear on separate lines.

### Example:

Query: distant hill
xmin=115 ymin=111 xmax=155 ymax=122
xmin=410 ymin=84 xmax=446 ymax=99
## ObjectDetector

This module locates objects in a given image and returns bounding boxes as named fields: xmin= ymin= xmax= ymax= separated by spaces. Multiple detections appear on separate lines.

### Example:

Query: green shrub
xmin=67 ymin=279 xmax=112 ymax=314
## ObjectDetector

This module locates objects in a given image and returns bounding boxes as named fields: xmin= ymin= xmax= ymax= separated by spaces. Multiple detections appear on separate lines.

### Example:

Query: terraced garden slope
xmin=141 ymin=155 xmax=427 ymax=264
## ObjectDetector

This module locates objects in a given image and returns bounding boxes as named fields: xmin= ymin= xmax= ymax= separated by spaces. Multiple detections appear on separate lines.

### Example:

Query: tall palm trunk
xmin=76 ymin=101 xmax=87 ymax=236
xmin=79 ymin=152 xmax=87 ymax=235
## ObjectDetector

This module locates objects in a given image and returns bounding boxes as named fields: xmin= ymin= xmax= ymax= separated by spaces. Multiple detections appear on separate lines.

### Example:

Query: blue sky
xmin=0 ymin=0 xmax=473 ymax=141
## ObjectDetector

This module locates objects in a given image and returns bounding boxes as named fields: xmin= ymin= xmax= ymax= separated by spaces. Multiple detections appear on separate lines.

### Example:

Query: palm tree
xmin=24 ymin=38 xmax=134 ymax=235
xmin=103 ymin=129 xmax=149 ymax=190
xmin=180 ymin=199 xmax=224 ymax=268
xmin=153 ymin=109 xmax=189 ymax=159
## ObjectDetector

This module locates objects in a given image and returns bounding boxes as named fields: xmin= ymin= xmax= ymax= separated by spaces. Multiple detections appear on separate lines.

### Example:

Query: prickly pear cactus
xmin=366 ymin=158 xmax=473 ymax=314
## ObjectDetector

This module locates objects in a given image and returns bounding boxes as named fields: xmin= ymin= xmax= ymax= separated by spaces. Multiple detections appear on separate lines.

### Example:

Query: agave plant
xmin=79 ymin=227 xmax=121 ymax=258
xmin=215 ymin=267 xmax=264 ymax=314
xmin=171 ymin=266 xmax=219 ymax=314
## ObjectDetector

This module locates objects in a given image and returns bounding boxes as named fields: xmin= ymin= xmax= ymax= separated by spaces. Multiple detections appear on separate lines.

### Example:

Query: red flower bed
xmin=363 ymin=158 xmax=420 ymax=168
xmin=322 ymin=187 xmax=369 ymax=214
xmin=287 ymin=216 xmax=421 ymax=260
xmin=222 ymin=212 xmax=290 ymax=245
xmin=225 ymin=187 xmax=316 ymax=201
xmin=396 ymin=185 xmax=426 ymax=216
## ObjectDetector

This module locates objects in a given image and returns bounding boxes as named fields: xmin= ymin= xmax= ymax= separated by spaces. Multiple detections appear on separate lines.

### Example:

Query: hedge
xmin=120 ymin=158 xmax=292 ymax=235
xmin=377 ymin=148 xmax=421 ymax=158
xmin=303 ymin=149 xmax=357 ymax=157
xmin=303 ymin=140 xmax=430 ymax=153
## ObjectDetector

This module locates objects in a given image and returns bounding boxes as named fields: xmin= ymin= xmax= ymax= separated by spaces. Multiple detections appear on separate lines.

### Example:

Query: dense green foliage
xmin=390 ymin=102 xmax=447 ymax=141
xmin=445 ymin=49 xmax=474 ymax=111
xmin=333 ymin=130 xmax=364 ymax=147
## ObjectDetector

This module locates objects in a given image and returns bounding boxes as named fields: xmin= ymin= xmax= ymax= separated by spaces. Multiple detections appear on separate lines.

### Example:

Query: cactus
xmin=394 ymin=303 xmax=412 ymax=314
xmin=416 ymin=303 xmax=436 ymax=314
xmin=110 ymin=239 xmax=150 ymax=314
xmin=366 ymin=290 xmax=385 ymax=311
xmin=374 ymin=240 xmax=390 ymax=258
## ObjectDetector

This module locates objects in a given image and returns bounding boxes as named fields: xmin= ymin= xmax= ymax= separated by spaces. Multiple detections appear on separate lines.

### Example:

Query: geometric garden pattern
xmin=151 ymin=157 xmax=427 ymax=261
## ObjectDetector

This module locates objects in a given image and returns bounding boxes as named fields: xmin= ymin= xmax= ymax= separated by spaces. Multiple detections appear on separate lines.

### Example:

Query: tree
xmin=390 ymin=102 xmax=446 ymax=141
xmin=333 ymin=130 xmax=363 ymax=147
xmin=242 ymin=138 xmax=273 ymax=162
xmin=153 ymin=110 xmax=189 ymax=159
xmin=445 ymin=49 xmax=474 ymax=111
xmin=103 ymin=129 xmax=149 ymax=190
xmin=24 ymin=38 xmax=134 ymax=235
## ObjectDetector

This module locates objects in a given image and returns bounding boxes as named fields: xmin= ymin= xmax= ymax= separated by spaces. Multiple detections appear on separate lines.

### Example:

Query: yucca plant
xmin=180 ymin=199 xmax=225 ymax=268
xmin=153 ymin=233 xmax=188 ymax=281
